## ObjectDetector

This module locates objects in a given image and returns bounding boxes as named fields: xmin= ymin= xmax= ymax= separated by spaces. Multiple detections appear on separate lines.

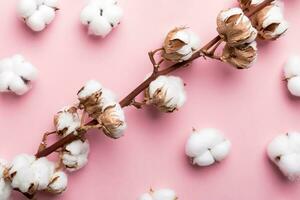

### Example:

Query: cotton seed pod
xmin=252 ymin=5 xmax=288 ymax=40
xmin=9 ymin=154 xmax=55 ymax=194
xmin=238 ymin=0 xmax=264 ymax=11
xmin=145 ymin=75 xmax=186 ymax=112
xmin=98 ymin=104 xmax=127 ymax=139
xmin=47 ymin=171 xmax=68 ymax=194
xmin=138 ymin=188 xmax=177 ymax=200
xmin=54 ymin=106 xmax=81 ymax=136
xmin=17 ymin=0 xmax=59 ymax=31
xmin=217 ymin=7 xmax=257 ymax=46
xmin=80 ymin=0 xmax=123 ymax=37
xmin=267 ymin=132 xmax=300 ymax=181
xmin=62 ymin=140 xmax=90 ymax=172
xmin=0 ymin=54 xmax=38 ymax=95
xmin=162 ymin=27 xmax=201 ymax=63
xmin=0 ymin=159 xmax=12 ymax=200
xmin=221 ymin=41 xmax=257 ymax=69
xmin=185 ymin=128 xmax=231 ymax=167
xmin=283 ymin=56 xmax=300 ymax=97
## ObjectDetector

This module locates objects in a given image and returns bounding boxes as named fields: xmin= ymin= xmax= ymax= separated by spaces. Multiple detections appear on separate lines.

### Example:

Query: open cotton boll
xmin=145 ymin=75 xmax=186 ymax=112
xmin=284 ymin=56 xmax=300 ymax=79
xmin=162 ymin=27 xmax=201 ymax=62
xmin=17 ymin=0 xmax=59 ymax=32
xmin=54 ymin=106 xmax=81 ymax=136
xmin=62 ymin=140 xmax=90 ymax=172
xmin=185 ymin=128 xmax=231 ymax=166
xmin=0 ymin=54 xmax=37 ymax=95
xmin=138 ymin=189 xmax=177 ymax=200
xmin=267 ymin=132 xmax=300 ymax=181
xmin=0 ymin=159 xmax=12 ymax=200
xmin=80 ymin=0 xmax=123 ymax=37
xmin=47 ymin=171 xmax=68 ymax=194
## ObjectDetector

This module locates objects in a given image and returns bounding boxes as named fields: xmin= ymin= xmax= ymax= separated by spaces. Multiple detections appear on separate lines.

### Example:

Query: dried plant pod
xmin=98 ymin=104 xmax=126 ymax=139
xmin=252 ymin=4 xmax=288 ymax=40
xmin=162 ymin=27 xmax=200 ymax=63
xmin=217 ymin=7 xmax=257 ymax=46
xmin=238 ymin=0 xmax=264 ymax=11
xmin=221 ymin=41 xmax=257 ymax=69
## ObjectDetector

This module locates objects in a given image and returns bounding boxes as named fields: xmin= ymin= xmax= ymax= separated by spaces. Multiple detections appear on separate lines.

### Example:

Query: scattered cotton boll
xmin=138 ymin=188 xmax=177 ymax=200
xmin=80 ymin=0 xmax=123 ymax=37
xmin=0 ymin=159 xmax=12 ymax=200
xmin=47 ymin=171 xmax=68 ymax=194
xmin=17 ymin=0 xmax=59 ymax=32
xmin=284 ymin=55 xmax=300 ymax=79
xmin=267 ymin=132 xmax=300 ymax=181
xmin=185 ymin=128 xmax=231 ymax=166
xmin=162 ymin=27 xmax=201 ymax=62
xmin=145 ymin=75 xmax=186 ymax=112
xmin=287 ymin=77 xmax=300 ymax=97
xmin=0 ymin=54 xmax=37 ymax=95
xmin=54 ymin=106 xmax=81 ymax=136
xmin=62 ymin=140 xmax=90 ymax=172
xmin=9 ymin=154 xmax=55 ymax=194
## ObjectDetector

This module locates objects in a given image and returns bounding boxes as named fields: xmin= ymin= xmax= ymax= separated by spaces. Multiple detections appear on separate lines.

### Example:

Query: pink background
xmin=0 ymin=0 xmax=300 ymax=199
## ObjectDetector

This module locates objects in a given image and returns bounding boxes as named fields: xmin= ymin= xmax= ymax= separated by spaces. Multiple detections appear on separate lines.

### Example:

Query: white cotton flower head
xmin=17 ymin=0 xmax=59 ymax=31
xmin=138 ymin=188 xmax=177 ymax=200
xmin=185 ymin=128 xmax=231 ymax=166
xmin=62 ymin=140 xmax=90 ymax=172
xmin=0 ymin=54 xmax=37 ymax=95
xmin=54 ymin=106 xmax=81 ymax=136
xmin=145 ymin=75 xmax=186 ymax=112
xmin=47 ymin=171 xmax=68 ymax=194
xmin=80 ymin=0 xmax=123 ymax=37
xmin=284 ymin=56 xmax=300 ymax=97
xmin=267 ymin=131 xmax=300 ymax=181
xmin=162 ymin=27 xmax=201 ymax=62
xmin=0 ymin=159 xmax=12 ymax=200
xmin=9 ymin=154 xmax=55 ymax=194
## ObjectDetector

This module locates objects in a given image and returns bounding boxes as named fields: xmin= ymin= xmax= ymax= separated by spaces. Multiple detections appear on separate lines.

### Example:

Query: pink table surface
xmin=1 ymin=0 xmax=300 ymax=199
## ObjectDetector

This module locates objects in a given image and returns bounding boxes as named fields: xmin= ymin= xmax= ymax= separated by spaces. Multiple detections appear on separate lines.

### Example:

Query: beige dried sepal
xmin=221 ymin=42 xmax=257 ymax=69
xmin=217 ymin=8 xmax=257 ymax=46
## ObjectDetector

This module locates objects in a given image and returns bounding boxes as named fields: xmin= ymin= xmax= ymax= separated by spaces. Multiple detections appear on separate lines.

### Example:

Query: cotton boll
xmin=30 ymin=158 xmax=55 ymax=190
xmin=284 ymin=56 xmax=300 ymax=79
xmin=0 ymin=55 xmax=37 ymax=95
xmin=17 ymin=0 xmax=37 ymax=18
xmin=287 ymin=77 xmax=300 ymax=97
xmin=268 ymin=132 xmax=300 ymax=180
xmin=0 ymin=160 xmax=12 ymax=200
xmin=62 ymin=140 xmax=90 ymax=172
xmin=80 ymin=0 xmax=123 ymax=37
xmin=54 ymin=106 xmax=81 ymax=136
xmin=26 ymin=11 xmax=46 ymax=31
xmin=47 ymin=171 xmax=68 ymax=194
xmin=146 ymin=76 xmax=186 ymax=112
xmin=185 ymin=128 xmax=231 ymax=167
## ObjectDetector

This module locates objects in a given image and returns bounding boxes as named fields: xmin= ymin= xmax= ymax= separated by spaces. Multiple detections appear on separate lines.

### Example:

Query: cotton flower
xmin=217 ymin=7 xmax=257 ymax=46
xmin=0 ymin=159 xmax=12 ymax=200
xmin=145 ymin=76 xmax=186 ymax=112
xmin=47 ymin=171 xmax=68 ymax=194
xmin=138 ymin=189 xmax=177 ymax=200
xmin=267 ymin=131 xmax=300 ymax=181
xmin=162 ymin=27 xmax=200 ymax=63
xmin=283 ymin=56 xmax=300 ymax=97
xmin=238 ymin=0 xmax=264 ymax=11
xmin=9 ymin=154 xmax=55 ymax=194
xmin=221 ymin=41 xmax=257 ymax=69
xmin=80 ymin=0 xmax=123 ymax=37
xmin=252 ymin=4 xmax=288 ymax=40
xmin=185 ymin=128 xmax=231 ymax=166
xmin=0 ymin=54 xmax=37 ymax=95
xmin=62 ymin=140 xmax=90 ymax=172
xmin=54 ymin=106 xmax=81 ymax=136
xmin=17 ymin=0 xmax=59 ymax=31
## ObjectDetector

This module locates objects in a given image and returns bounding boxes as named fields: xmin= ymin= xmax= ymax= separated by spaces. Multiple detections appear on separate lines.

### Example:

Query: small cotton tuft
xmin=0 ymin=54 xmax=37 ymax=95
xmin=17 ymin=0 xmax=59 ymax=31
xmin=284 ymin=56 xmax=300 ymax=97
xmin=138 ymin=188 xmax=177 ymax=200
xmin=80 ymin=0 xmax=123 ymax=37
xmin=185 ymin=128 xmax=231 ymax=166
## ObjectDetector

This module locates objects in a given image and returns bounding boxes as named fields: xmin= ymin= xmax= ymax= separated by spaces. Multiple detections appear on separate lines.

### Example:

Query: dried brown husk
xmin=217 ymin=9 xmax=257 ymax=46
xmin=221 ymin=42 xmax=257 ymax=69
xmin=77 ymin=87 xmax=102 ymax=119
